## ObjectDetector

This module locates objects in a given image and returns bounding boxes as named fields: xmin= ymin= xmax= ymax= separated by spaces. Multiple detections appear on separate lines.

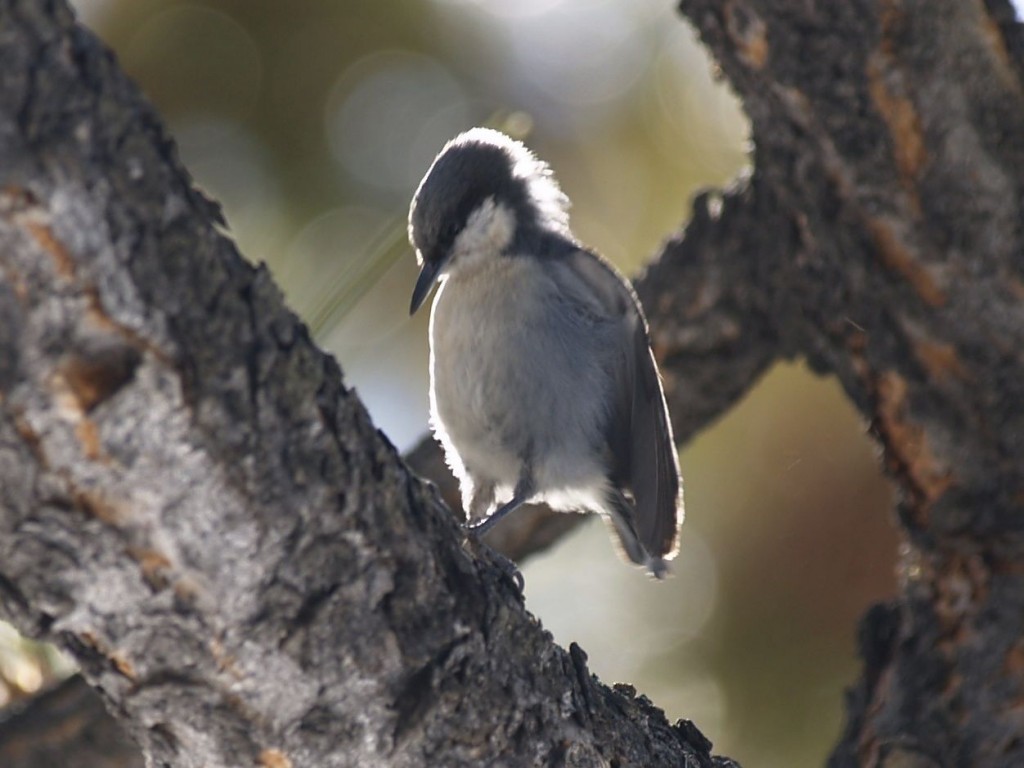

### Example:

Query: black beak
xmin=410 ymin=258 xmax=442 ymax=315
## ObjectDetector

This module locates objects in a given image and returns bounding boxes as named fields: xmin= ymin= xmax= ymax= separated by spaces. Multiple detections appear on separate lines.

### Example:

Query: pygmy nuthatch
xmin=408 ymin=128 xmax=683 ymax=578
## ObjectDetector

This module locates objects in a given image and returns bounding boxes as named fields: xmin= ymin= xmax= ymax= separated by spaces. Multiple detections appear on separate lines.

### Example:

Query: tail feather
xmin=606 ymin=489 xmax=670 ymax=579
xmin=628 ymin=326 xmax=683 ymax=560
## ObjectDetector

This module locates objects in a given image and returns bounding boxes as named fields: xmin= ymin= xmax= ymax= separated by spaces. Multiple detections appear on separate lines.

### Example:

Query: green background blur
xmin=1 ymin=2 xmax=902 ymax=766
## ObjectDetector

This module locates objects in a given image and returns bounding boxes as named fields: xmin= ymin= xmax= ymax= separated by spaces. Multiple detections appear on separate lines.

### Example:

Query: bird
xmin=407 ymin=127 xmax=682 ymax=578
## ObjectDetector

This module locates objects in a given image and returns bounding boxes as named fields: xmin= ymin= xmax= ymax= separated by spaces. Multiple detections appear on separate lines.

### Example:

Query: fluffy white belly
xmin=427 ymin=258 xmax=612 ymax=502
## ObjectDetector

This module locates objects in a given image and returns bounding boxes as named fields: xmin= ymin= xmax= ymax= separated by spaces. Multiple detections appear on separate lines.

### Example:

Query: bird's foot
xmin=495 ymin=552 xmax=526 ymax=594
xmin=463 ymin=524 xmax=525 ymax=594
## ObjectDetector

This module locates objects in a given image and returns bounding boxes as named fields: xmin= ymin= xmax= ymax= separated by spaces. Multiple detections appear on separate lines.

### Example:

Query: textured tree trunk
xmin=1 ymin=0 xmax=1022 ymax=766
xmin=0 ymin=2 xmax=732 ymax=766
xmin=665 ymin=1 xmax=1024 ymax=766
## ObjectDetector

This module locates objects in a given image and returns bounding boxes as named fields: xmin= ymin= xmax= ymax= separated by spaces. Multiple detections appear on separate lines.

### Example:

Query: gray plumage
xmin=408 ymin=128 xmax=683 ymax=577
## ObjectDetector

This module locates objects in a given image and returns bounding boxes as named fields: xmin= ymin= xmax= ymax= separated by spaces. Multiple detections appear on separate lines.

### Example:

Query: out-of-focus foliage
xmin=1 ymin=3 xmax=899 ymax=767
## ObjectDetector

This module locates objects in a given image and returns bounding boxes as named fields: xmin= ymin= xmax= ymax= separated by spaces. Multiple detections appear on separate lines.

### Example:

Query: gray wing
xmin=557 ymin=247 xmax=683 ymax=560
xmin=623 ymin=308 xmax=683 ymax=559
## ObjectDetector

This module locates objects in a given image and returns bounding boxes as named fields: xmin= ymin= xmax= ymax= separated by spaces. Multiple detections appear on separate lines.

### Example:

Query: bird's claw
xmin=462 ymin=523 xmax=525 ymax=594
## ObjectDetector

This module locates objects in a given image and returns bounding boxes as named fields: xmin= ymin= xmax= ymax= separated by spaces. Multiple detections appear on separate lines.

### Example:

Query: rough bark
xmin=671 ymin=1 xmax=1024 ymax=766
xmin=0 ymin=2 xmax=736 ymax=767
xmin=1 ymin=0 xmax=1023 ymax=767
xmin=0 ymin=675 xmax=142 ymax=768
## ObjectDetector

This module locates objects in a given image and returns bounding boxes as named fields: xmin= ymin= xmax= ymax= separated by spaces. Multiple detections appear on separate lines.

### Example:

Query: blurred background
xmin=2 ymin=1 xmax=904 ymax=766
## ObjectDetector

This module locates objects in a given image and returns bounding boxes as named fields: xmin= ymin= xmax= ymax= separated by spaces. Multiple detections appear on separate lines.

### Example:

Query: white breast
xmin=427 ymin=255 xmax=615 ymax=511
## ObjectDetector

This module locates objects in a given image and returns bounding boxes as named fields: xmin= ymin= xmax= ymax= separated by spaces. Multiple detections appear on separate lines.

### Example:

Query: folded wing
xmin=559 ymin=246 xmax=683 ymax=561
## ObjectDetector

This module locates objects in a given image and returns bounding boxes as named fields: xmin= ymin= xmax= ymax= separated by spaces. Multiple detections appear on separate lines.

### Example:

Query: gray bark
xmin=2 ymin=0 xmax=1023 ymax=766
xmin=0 ymin=2 xmax=734 ymax=766
xmin=670 ymin=1 xmax=1024 ymax=766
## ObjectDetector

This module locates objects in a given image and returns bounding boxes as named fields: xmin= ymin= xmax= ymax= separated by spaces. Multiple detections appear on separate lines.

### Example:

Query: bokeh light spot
xmin=325 ymin=51 xmax=473 ymax=196
xmin=507 ymin=3 xmax=651 ymax=108
xmin=431 ymin=0 xmax=566 ymax=20
xmin=123 ymin=5 xmax=262 ymax=149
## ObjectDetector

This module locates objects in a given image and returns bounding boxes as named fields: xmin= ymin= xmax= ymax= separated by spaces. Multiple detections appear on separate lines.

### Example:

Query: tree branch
xmin=0 ymin=2 xmax=733 ymax=766
xmin=674 ymin=0 xmax=1024 ymax=764
xmin=4 ymin=0 xmax=1023 ymax=764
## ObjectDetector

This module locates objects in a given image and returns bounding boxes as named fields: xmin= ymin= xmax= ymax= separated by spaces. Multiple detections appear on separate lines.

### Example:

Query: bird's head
xmin=407 ymin=127 xmax=570 ymax=314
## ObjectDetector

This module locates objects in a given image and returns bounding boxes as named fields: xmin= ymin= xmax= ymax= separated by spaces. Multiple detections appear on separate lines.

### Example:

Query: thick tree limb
xmin=4 ymin=0 xmax=1024 ymax=765
xmin=0 ymin=2 xmax=735 ymax=767
xmin=673 ymin=1 xmax=1024 ymax=765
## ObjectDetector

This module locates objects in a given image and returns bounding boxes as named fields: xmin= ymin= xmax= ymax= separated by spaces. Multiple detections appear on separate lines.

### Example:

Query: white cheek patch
xmin=448 ymin=197 xmax=515 ymax=274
